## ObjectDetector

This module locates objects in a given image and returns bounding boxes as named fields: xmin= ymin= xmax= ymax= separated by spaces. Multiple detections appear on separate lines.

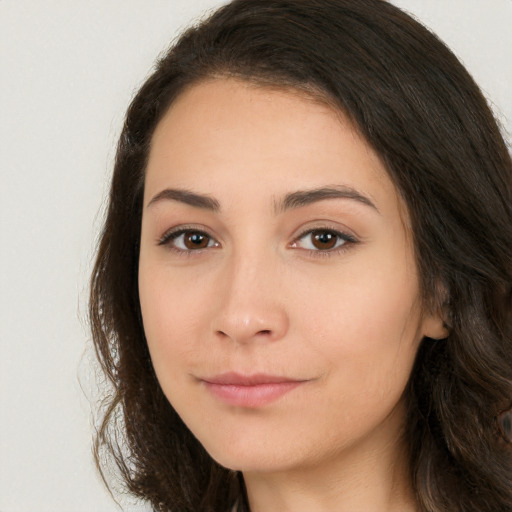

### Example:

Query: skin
xmin=138 ymin=79 xmax=447 ymax=512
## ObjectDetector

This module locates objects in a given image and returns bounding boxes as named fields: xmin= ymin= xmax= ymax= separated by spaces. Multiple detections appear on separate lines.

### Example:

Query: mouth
xmin=200 ymin=372 xmax=308 ymax=408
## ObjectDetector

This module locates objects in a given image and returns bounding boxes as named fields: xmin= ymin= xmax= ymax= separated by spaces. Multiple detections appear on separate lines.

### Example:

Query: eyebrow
xmin=147 ymin=188 xmax=221 ymax=212
xmin=146 ymin=185 xmax=379 ymax=214
xmin=276 ymin=186 xmax=379 ymax=214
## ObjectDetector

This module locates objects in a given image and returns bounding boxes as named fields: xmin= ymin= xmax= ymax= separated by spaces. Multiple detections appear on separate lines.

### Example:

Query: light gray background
xmin=1 ymin=1 xmax=510 ymax=511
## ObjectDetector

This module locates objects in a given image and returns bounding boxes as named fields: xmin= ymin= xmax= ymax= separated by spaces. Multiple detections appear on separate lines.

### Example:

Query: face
xmin=138 ymin=79 xmax=446 ymax=475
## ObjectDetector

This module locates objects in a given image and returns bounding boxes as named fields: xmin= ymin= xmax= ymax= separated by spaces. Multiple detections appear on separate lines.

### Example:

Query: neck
xmin=242 ymin=411 xmax=417 ymax=512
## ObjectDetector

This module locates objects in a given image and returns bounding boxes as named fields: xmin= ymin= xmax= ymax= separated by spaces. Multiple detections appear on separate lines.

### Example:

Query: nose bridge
xmin=212 ymin=242 xmax=288 ymax=344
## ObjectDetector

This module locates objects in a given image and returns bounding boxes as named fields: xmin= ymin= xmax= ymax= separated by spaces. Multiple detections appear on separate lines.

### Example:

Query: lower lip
xmin=203 ymin=381 xmax=304 ymax=407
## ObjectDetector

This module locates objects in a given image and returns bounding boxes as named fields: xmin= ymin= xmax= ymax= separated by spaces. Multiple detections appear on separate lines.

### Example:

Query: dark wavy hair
xmin=89 ymin=1 xmax=512 ymax=510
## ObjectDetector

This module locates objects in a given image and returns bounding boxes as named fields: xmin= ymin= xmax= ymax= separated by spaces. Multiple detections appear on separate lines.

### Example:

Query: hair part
xmin=90 ymin=1 xmax=512 ymax=510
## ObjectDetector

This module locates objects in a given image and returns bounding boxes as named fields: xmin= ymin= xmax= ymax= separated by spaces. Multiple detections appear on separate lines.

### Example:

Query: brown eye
xmin=159 ymin=229 xmax=219 ymax=251
xmin=311 ymin=230 xmax=338 ymax=250
xmin=293 ymin=228 xmax=356 ymax=252
xmin=183 ymin=231 xmax=210 ymax=249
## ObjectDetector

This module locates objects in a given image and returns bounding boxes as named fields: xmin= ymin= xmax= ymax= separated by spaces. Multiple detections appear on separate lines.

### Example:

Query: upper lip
xmin=201 ymin=372 xmax=305 ymax=386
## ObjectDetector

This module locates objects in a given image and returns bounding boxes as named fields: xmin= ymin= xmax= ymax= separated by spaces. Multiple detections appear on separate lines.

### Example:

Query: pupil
xmin=186 ymin=232 xmax=207 ymax=249
xmin=313 ymin=231 xmax=336 ymax=249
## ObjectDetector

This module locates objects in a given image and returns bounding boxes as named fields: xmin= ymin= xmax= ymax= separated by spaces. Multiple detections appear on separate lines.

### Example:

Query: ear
xmin=420 ymin=281 xmax=451 ymax=340
xmin=421 ymin=304 xmax=450 ymax=340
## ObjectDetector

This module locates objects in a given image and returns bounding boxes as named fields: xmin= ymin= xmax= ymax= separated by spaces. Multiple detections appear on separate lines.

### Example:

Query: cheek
xmin=139 ymin=266 xmax=198 ymax=373
xmin=294 ymin=260 xmax=422 ymax=387
xmin=138 ymin=261 xmax=227 ymax=396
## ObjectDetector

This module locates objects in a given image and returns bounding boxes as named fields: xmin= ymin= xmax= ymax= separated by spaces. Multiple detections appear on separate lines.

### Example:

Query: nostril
xmin=258 ymin=330 xmax=271 ymax=335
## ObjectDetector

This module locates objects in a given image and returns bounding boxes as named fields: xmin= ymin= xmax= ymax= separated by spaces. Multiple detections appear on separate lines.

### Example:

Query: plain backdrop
xmin=1 ymin=1 xmax=510 ymax=511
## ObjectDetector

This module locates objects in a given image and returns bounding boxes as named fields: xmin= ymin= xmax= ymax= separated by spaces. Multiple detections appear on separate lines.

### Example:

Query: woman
xmin=89 ymin=0 xmax=512 ymax=510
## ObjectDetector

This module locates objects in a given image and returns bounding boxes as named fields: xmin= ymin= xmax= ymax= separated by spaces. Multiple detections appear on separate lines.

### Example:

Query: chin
xmin=200 ymin=434 xmax=301 ymax=474
xmin=214 ymin=455 xmax=297 ymax=475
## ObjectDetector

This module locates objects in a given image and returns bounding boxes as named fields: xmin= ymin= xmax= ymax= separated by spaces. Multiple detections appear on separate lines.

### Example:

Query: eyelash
xmin=157 ymin=226 xmax=358 ymax=257
xmin=292 ymin=228 xmax=358 ymax=257
xmin=157 ymin=226 xmax=219 ymax=255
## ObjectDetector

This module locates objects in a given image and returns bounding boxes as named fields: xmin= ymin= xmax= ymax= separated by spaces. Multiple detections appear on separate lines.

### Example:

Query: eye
xmin=158 ymin=228 xmax=219 ymax=251
xmin=292 ymin=228 xmax=356 ymax=251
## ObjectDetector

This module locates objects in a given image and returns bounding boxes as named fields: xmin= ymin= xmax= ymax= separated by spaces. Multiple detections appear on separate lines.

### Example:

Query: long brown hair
xmin=89 ymin=1 xmax=512 ymax=510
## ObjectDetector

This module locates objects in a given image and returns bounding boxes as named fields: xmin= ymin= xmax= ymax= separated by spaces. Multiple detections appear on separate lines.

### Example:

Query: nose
xmin=211 ymin=252 xmax=289 ymax=345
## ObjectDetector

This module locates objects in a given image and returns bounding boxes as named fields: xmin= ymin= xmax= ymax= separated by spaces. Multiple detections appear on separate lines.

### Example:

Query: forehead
xmin=145 ymin=78 xmax=404 ymax=220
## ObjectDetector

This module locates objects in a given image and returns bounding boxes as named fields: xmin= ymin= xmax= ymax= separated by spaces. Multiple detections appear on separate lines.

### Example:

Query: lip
xmin=200 ymin=372 xmax=307 ymax=407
